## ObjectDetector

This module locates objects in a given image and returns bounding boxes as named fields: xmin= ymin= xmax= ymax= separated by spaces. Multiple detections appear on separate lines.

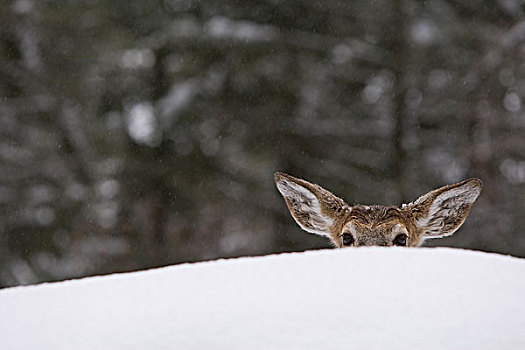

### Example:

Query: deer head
xmin=274 ymin=172 xmax=482 ymax=248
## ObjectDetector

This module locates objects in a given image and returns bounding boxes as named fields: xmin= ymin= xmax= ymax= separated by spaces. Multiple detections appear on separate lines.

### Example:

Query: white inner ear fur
xmin=276 ymin=179 xmax=334 ymax=236
xmin=416 ymin=181 xmax=481 ymax=236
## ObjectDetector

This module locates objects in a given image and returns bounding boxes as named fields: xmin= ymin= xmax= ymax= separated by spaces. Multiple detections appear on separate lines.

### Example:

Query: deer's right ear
xmin=406 ymin=178 xmax=482 ymax=239
xmin=274 ymin=172 xmax=348 ymax=237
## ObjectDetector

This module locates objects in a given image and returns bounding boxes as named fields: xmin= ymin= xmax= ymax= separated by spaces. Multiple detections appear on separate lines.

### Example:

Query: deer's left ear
xmin=274 ymin=172 xmax=348 ymax=237
xmin=405 ymin=178 xmax=482 ymax=239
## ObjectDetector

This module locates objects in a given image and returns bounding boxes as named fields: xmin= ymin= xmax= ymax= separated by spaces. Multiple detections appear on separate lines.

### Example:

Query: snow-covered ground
xmin=1 ymin=247 xmax=524 ymax=350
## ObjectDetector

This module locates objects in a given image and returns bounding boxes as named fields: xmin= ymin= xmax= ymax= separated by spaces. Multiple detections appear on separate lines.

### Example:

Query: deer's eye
xmin=342 ymin=233 xmax=354 ymax=246
xmin=394 ymin=233 xmax=408 ymax=246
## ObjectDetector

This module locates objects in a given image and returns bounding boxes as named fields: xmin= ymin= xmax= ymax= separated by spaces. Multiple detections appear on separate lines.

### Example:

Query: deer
xmin=274 ymin=172 xmax=482 ymax=248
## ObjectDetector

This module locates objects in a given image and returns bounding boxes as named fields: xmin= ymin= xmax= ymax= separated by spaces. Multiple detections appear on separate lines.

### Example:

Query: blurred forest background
xmin=1 ymin=0 xmax=525 ymax=288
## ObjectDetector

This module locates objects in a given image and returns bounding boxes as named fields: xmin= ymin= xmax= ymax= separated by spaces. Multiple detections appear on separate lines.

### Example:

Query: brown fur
xmin=274 ymin=172 xmax=482 ymax=248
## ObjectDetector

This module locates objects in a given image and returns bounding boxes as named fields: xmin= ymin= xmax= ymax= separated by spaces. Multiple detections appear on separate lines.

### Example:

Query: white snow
xmin=1 ymin=247 xmax=525 ymax=350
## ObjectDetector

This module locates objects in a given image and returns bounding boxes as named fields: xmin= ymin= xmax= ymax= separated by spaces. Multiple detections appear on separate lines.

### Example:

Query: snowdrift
xmin=1 ymin=247 xmax=524 ymax=350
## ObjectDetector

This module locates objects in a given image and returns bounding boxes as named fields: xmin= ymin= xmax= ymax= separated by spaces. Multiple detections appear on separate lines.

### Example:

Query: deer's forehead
xmin=348 ymin=205 xmax=406 ymax=221
xmin=343 ymin=206 xmax=409 ymax=230
xmin=344 ymin=220 xmax=406 ymax=232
